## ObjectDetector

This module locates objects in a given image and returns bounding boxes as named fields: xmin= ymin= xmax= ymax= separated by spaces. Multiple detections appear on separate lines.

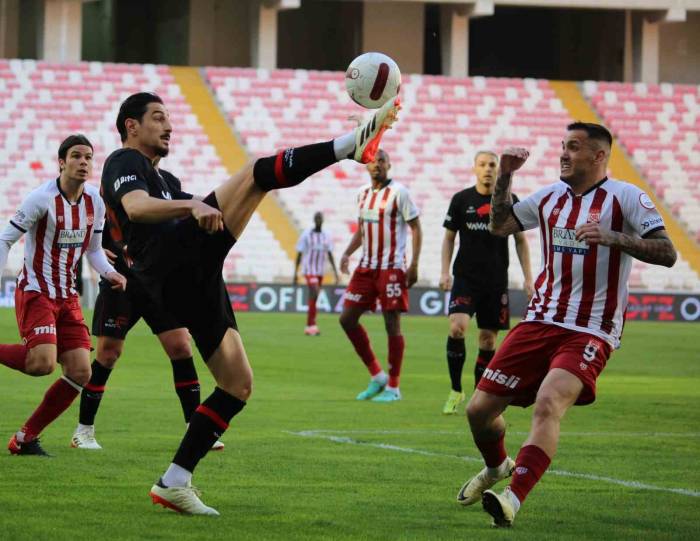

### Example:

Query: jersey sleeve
xmin=512 ymin=186 xmax=550 ymax=231
xmin=442 ymin=194 xmax=460 ymax=231
xmin=102 ymin=150 xmax=150 ymax=204
xmin=325 ymin=234 xmax=334 ymax=253
xmin=8 ymin=188 xmax=47 ymax=235
xmin=621 ymin=186 xmax=666 ymax=238
xmin=295 ymin=230 xmax=308 ymax=253
xmin=398 ymin=187 xmax=419 ymax=222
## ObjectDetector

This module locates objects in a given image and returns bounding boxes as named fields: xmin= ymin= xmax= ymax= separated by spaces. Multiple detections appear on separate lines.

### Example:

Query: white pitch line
xmin=293 ymin=429 xmax=700 ymax=438
xmin=286 ymin=430 xmax=700 ymax=499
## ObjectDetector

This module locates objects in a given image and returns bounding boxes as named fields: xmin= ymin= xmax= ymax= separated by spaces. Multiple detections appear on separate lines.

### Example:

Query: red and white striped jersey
xmin=4 ymin=179 xmax=106 ymax=299
xmin=356 ymin=179 xmax=419 ymax=270
xmin=512 ymin=178 xmax=666 ymax=348
xmin=296 ymin=228 xmax=333 ymax=276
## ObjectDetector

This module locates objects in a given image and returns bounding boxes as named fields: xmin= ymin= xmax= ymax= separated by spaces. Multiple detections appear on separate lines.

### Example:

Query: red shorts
xmin=343 ymin=268 xmax=409 ymax=312
xmin=305 ymin=275 xmax=323 ymax=288
xmin=15 ymin=289 xmax=91 ymax=354
xmin=476 ymin=321 xmax=612 ymax=407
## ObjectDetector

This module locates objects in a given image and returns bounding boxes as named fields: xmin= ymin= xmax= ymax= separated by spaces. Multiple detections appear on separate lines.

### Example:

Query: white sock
xmin=77 ymin=423 xmax=93 ymax=432
xmin=333 ymin=131 xmax=356 ymax=160
xmin=486 ymin=457 xmax=511 ymax=478
xmin=507 ymin=488 xmax=521 ymax=513
xmin=15 ymin=431 xmax=26 ymax=443
xmin=371 ymin=371 xmax=388 ymax=384
xmin=161 ymin=463 xmax=192 ymax=488
xmin=385 ymin=385 xmax=400 ymax=395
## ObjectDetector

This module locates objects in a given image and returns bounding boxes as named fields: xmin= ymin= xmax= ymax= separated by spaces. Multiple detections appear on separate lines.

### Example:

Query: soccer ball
xmin=345 ymin=52 xmax=401 ymax=109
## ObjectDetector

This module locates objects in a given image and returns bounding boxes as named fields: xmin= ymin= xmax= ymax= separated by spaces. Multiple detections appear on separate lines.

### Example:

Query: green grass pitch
xmin=0 ymin=309 xmax=698 ymax=540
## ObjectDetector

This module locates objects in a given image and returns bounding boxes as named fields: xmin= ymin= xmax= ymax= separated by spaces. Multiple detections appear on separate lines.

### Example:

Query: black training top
xmin=442 ymin=187 xmax=519 ymax=290
xmin=100 ymin=148 xmax=193 ymax=275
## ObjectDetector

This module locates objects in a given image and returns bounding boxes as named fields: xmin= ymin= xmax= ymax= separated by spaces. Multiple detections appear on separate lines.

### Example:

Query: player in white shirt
xmin=0 ymin=135 xmax=126 ymax=456
xmin=456 ymin=123 xmax=677 ymax=527
xmin=293 ymin=211 xmax=339 ymax=336
xmin=339 ymin=149 xmax=422 ymax=402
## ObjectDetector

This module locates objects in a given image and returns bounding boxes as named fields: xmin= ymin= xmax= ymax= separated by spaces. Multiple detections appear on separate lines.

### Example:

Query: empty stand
xmin=206 ymin=67 xmax=699 ymax=291
xmin=0 ymin=60 xmax=290 ymax=282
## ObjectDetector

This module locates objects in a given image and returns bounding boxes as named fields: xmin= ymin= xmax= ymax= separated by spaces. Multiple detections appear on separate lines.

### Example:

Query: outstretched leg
xmin=213 ymin=98 xmax=401 ymax=240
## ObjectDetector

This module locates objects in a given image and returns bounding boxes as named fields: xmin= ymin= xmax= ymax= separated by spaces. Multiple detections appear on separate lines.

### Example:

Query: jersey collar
xmin=371 ymin=178 xmax=393 ymax=192
xmin=562 ymin=176 xmax=608 ymax=197
xmin=56 ymin=177 xmax=83 ymax=205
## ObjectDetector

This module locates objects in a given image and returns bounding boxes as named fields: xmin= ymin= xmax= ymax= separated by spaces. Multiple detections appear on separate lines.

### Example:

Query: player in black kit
xmin=439 ymin=151 xmax=533 ymax=414
xmin=70 ymin=159 xmax=223 ymax=452
xmin=101 ymin=92 xmax=400 ymax=515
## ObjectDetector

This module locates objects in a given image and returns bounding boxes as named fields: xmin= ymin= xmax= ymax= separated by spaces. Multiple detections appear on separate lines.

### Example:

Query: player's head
xmin=367 ymin=149 xmax=391 ymax=182
xmin=57 ymin=134 xmax=93 ymax=183
xmin=473 ymin=150 xmax=499 ymax=193
xmin=560 ymin=122 xmax=612 ymax=185
xmin=116 ymin=92 xmax=171 ymax=158
xmin=313 ymin=211 xmax=323 ymax=228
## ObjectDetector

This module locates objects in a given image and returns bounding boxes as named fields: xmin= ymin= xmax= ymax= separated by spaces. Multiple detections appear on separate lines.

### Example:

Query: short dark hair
xmin=58 ymin=134 xmax=93 ymax=161
xmin=567 ymin=122 xmax=613 ymax=148
xmin=116 ymin=92 xmax=164 ymax=142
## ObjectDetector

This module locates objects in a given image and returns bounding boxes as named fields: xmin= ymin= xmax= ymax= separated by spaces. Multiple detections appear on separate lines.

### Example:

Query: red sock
xmin=387 ymin=335 xmax=405 ymax=388
xmin=344 ymin=325 xmax=381 ymax=376
xmin=509 ymin=444 xmax=551 ymax=503
xmin=21 ymin=376 xmax=81 ymax=441
xmin=0 ymin=344 xmax=28 ymax=373
xmin=475 ymin=432 xmax=508 ymax=468
xmin=307 ymin=298 xmax=317 ymax=326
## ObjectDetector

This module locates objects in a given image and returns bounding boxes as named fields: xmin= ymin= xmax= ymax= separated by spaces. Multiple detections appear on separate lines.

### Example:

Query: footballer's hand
xmin=105 ymin=271 xmax=127 ymax=291
xmin=575 ymin=222 xmax=616 ymax=246
xmin=340 ymin=254 xmax=350 ymax=274
xmin=191 ymin=201 xmax=224 ymax=234
xmin=500 ymin=147 xmax=530 ymax=175
xmin=406 ymin=264 xmax=418 ymax=288
xmin=104 ymin=248 xmax=118 ymax=265
xmin=524 ymin=279 xmax=535 ymax=298
xmin=439 ymin=273 xmax=452 ymax=291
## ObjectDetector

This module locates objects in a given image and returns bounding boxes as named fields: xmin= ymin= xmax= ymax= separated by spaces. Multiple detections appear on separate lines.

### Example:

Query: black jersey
xmin=100 ymin=148 xmax=193 ymax=275
xmin=442 ymin=187 xmax=519 ymax=290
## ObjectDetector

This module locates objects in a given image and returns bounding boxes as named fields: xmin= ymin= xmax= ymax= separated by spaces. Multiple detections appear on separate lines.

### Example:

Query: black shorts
xmin=448 ymin=277 xmax=510 ymax=330
xmin=141 ymin=191 xmax=239 ymax=361
xmin=91 ymin=273 xmax=181 ymax=340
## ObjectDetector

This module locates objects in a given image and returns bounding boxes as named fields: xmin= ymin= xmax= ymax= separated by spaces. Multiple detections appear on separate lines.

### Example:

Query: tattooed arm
xmin=575 ymin=226 xmax=677 ymax=267
xmin=489 ymin=147 xmax=530 ymax=237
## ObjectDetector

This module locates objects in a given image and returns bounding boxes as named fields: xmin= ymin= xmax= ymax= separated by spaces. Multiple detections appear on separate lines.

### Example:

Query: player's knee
xmin=25 ymin=351 xmax=56 ymax=376
xmin=532 ymin=392 xmax=563 ymax=421
xmin=449 ymin=323 xmax=465 ymax=339
xmin=65 ymin=365 xmax=91 ymax=387
xmin=167 ymin=342 xmax=193 ymax=361
xmin=98 ymin=346 xmax=122 ymax=368
xmin=339 ymin=312 xmax=357 ymax=331
xmin=466 ymin=397 xmax=489 ymax=429
xmin=479 ymin=334 xmax=496 ymax=350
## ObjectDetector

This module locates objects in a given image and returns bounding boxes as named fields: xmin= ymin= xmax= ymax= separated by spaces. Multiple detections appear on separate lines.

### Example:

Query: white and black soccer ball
xmin=345 ymin=52 xmax=401 ymax=109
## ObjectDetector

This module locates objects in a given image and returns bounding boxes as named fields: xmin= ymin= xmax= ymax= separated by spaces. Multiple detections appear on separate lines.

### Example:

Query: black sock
xmin=253 ymin=141 xmax=336 ymax=191
xmin=79 ymin=360 xmax=112 ymax=425
xmin=474 ymin=349 xmax=496 ymax=387
xmin=172 ymin=387 xmax=245 ymax=472
xmin=446 ymin=337 xmax=466 ymax=393
xmin=171 ymin=357 xmax=200 ymax=423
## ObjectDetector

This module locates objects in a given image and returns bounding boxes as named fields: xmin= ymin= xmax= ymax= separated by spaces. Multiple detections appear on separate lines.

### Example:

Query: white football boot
xmin=482 ymin=486 xmax=519 ymax=528
xmin=353 ymin=97 xmax=401 ymax=164
xmin=150 ymin=480 xmax=220 ymax=516
xmin=457 ymin=457 xmax=515 ymax=506
xmin=70 ymin=425 xmax=102 ymax=450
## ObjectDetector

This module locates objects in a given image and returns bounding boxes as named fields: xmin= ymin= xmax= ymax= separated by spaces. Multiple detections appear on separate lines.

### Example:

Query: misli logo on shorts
xmin=344 ymin=292 xmax=363 ymax=302
xmin=482 ymin=367 xmax=521 ymax=389
xmin=33 ymin=324 xmax=56 ymax=336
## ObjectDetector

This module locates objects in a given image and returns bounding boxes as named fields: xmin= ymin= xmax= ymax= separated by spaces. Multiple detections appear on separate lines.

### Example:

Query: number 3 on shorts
xmin=386 ymin=283 xmax=402 ymax=298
